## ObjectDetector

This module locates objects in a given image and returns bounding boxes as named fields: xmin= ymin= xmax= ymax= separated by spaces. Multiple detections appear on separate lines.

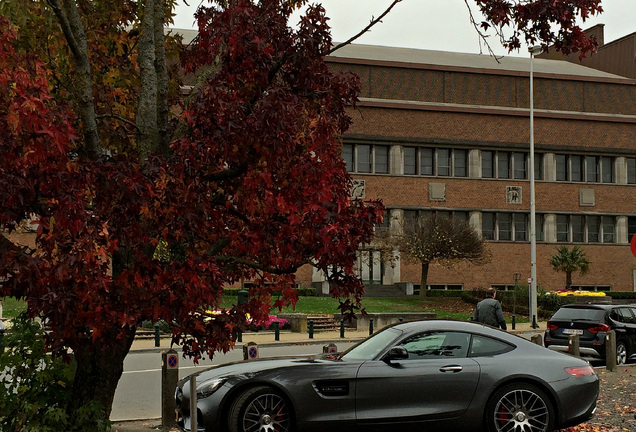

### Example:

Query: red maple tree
xmin=0 ymin=0 xmax=604 ymax=427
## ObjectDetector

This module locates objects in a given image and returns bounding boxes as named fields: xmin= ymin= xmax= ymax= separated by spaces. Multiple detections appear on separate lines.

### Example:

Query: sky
xmin=172 ymin=0 xmax=636 ymax=58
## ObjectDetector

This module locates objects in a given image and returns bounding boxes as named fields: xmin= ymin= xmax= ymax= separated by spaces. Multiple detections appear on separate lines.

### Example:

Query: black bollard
xmin=340 ymin=319 xmax=345 ymax=338
xmin=369 ymin=318 xmax=374 ymax=335
xmin=238 ymin=331 xmax=242 ymax=343
xmin=154 ymin=323 xmax=160 ymax=347
xmin=308 ymin=320 xmax=314 ymax=339
xmin=0 ymin=328 xmax=4 ymax=351
xmin=273 ymin=321 xmax=280 ymax=341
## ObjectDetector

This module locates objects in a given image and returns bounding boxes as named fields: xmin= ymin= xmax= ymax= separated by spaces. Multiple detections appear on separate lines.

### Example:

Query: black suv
xmin=544 ymin=303 xmax=636 ymax=364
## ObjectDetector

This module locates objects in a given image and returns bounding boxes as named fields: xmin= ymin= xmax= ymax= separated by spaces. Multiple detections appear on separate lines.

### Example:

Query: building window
xmin=602 ymin=216 xmax=615 ymax=243
xmin=586 ymin=156 xmax=598 ymax=183
xmin=343 ymin=144 xmax=354 ymax=171
xmin=628 ymin=216 xmax=636 ymax=240
xmin=556 ymin=154 xmax=568 ymax=181
xmin=481 ymin=212 xmax=537 ymax=242
xmin=420 ymin=148 xmax=434 ymax=175
xmin=600 ymin=157 xmax=613 ymax=183
xmin=556 ymin=215 xmax=569 ymax=242
xmin=482 ymin=151 xmax=494 ymax=178
xmin=454 ymin=150 xmax=467 ymax=177
xmin=587 ymin=215 xmax=600 ymax=242
xmin=375 ymin=146 xmax=389 ymax=174
xmin=535 ymin=214 xmax=544 ymax=241
xmin=628 ymin=158 xmax=636 ymax=184
xmin=513 ymin=213 xmax=527 ymax=241
xmin=437 ymin=149 xmax=451 ymax=176
xmin=403 ymin=147 xmax=467 ymax=177
xmin=482 ymin=212 xmax=495 ymax=240
xmin=534 ymin=153 xmax=544 ymax=181
xmin=404 ymin=147 xmax=416 ymax=175
xmin=556 ymin=214 xmax=616 ymax=243
xmin=343 ymin=143 xmax=390 ymax=174
xmin=555 ymin=154 xmax=614 ymax=183
xmin=482 ymin=151 xmax=541 ymax=180
xmin=513 ymin=152 xmax=526 ymax=180
xmin=497 ymin=152 xmax=510 ymax=179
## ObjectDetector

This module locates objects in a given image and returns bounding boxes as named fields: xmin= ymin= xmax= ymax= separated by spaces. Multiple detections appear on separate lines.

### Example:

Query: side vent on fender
xmin=313 ymin=380 xmax=350 ymax=397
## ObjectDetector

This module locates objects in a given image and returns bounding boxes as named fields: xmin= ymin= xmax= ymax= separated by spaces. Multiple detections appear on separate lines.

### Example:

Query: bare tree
xmin=396 ymin=214 xmax=489 ymax=298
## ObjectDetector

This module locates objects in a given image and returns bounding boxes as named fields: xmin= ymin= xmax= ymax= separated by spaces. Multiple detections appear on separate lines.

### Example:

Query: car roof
xmin=560 ymin=303 xmax=636 ymax=310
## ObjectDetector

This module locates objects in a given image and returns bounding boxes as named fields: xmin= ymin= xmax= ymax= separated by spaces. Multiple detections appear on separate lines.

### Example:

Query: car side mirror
xmin=382 ymin=346 xmax=409 ymax=364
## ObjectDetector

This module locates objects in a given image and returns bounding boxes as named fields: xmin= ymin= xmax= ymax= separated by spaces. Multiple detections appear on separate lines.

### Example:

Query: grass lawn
xmin=3 ymin=294 xmax=526 ymax=324
xmin=222 ymin=295 xmax=476 ymax=321
xmin=1 ymin=297 xmax=27 ymax=318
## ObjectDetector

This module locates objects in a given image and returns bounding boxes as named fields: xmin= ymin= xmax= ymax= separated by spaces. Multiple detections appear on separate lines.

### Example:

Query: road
xmin=111 ymin=340 xmax=358 ymax=421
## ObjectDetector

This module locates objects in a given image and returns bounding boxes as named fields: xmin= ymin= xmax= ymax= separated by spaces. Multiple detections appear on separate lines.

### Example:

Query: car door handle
xmin=440 ymin=365 xmax=463 ymax=373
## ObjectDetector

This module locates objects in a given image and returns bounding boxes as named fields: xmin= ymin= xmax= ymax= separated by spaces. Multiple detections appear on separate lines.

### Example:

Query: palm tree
xmin=550 ymin=245 xmax=591 ymax=290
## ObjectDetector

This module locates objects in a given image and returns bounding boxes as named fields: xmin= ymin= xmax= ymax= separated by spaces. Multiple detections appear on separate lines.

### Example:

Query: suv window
xmin=552 ymin=307 xmax=605 ymax=322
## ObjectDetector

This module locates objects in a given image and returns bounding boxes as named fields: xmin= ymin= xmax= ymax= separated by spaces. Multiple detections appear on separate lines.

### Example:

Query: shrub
xmin=0 ymin=314 xmax=109 ymax=432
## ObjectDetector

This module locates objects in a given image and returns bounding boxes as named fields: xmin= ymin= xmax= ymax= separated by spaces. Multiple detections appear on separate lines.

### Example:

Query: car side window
xmin=619 ymin=308 xmax=636 ymax=324
xmin=469 ymin=335 xmax=514 ymax=357
xmin=399 ymin=332 xmax=470 ymax=359
xmin=610 ymin=309 xmax=622 ymax=322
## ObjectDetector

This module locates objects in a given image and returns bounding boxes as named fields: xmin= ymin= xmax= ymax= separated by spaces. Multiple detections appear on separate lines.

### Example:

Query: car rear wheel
xmin=486 ymin=382 xmax=555 ymax=432
xmin=616 ymin=341 xmax=628 ymax=365
xmin=228 ymin=386 xmax=293 ymax=432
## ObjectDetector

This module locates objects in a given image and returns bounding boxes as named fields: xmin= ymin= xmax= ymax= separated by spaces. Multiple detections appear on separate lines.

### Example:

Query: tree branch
xmin=329 ymin=0 xmax=403 ymax=54
xmin=96 ymin=114 xmax=140 ymax=131
xmin=463 ymin=0 xmax=503 ymax=63
xmin=46 ymin=0 xmax=101 ymax=158
xmin=212 ymin=255 xmax=309 ymax=276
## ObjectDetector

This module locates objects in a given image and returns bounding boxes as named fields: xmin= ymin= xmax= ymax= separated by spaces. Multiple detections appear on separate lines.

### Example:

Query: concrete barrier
xmin=334 ymin=312 xmax=436 ymax=332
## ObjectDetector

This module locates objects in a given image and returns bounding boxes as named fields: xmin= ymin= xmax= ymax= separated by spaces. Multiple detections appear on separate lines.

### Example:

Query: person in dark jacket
xmin=473 ymin=288 xmax=507 ymax=330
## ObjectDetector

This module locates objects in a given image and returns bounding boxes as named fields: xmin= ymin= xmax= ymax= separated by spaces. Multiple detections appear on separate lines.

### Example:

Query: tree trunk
xmin=48 ymin=0 xmax=101 ymax=157
xmin=66 ymin=326 xmax=136 ymax=429
xmin=419 ymin=261 xmax=429 ymax=299
xmin=136 ymin=0 xmax=159 ymax=161
xmin=566 ymin=271 xmax=573 ymax=290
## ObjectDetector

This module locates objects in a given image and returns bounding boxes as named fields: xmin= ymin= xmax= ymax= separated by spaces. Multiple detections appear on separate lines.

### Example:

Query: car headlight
xmin=196 ymin=378 xmax=226 ymax=399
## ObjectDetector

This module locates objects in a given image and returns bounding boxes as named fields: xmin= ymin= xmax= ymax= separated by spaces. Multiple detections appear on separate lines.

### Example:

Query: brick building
xmin=305 ymin=43 xmax=636 ymax=294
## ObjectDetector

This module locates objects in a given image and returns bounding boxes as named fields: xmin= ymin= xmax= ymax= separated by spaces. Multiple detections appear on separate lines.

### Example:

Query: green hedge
xmin=222 ymin=287 xmax=317 ymax=297
xmin=426 ymin=290 xmax=465 ymax=298
xmin=606 ymin=291 xmax=636 ymax=299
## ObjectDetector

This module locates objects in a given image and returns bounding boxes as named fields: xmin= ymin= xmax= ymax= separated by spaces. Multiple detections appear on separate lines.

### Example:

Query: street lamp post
xmin=529 ymin=45 xmax=542 ymax=329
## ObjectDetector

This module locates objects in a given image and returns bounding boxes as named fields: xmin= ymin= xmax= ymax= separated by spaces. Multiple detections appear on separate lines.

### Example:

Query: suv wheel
xmin=616 ymin=341 xmax=628 ymax=365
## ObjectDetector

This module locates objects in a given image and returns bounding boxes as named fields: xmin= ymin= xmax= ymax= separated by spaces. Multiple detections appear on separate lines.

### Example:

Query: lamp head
xmin=529 ymin=45 xmax=543 ymax=56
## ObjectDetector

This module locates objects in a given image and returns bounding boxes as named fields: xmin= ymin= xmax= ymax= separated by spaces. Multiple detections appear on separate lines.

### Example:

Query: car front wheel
xmin=616 ymin=341 xmax=628 ymax=365
xmin=486 ymin=382 xmax=555 ymax=432
xmin=228 ymin=386 xmax=293 ymax=432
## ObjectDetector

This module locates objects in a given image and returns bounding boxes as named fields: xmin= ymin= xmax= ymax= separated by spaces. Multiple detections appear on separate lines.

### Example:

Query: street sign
xmin=167 ymin=353 xmax=178 ymax=369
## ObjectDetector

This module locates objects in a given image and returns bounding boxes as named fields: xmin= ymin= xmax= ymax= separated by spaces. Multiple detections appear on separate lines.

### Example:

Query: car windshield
xmin=552 ymin=307 xmax=605 ymax=322
xmin=339 ymin=327 xmax=402 ymax=361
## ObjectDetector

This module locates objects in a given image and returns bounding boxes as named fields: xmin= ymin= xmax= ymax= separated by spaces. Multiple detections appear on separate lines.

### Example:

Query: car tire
xmin=228 ymin=385 xmax=293 ymax=432
xmin=616 ymin=341 xmax=628 ymax=365
xmin=486 ymin=382 xmax=555 ymax=432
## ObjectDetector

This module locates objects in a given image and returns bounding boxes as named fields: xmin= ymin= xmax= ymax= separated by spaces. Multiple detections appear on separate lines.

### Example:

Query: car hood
xmin=178 ymin=355 xmax=341 ymax=386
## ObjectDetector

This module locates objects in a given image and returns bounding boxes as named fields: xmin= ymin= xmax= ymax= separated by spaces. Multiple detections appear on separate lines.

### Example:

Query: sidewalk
xmin=130 ymin=320 xmax=545 ymax=352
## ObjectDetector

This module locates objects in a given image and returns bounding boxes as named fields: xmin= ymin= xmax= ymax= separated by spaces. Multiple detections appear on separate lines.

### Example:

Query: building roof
xmin=170 ymin=28 xmax=628 ymax=81
xmin=328 ymin=43 xmax=628 ymax=80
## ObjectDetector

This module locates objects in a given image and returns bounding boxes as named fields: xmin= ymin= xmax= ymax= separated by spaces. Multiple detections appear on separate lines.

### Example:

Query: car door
xmin=623 ymin=307 xmax=636 ymax=354
xmin=609 ymin=307 xmax=635 ymax=344
xmin=354 ymin=331 xmax=480 ymax=426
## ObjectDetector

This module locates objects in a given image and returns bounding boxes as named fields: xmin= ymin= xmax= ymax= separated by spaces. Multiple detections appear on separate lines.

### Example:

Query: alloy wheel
xmin=493 ymin=388 xmax=550 ymax=432
xmin=242 ymin=393 xmax=291 ymax=432
xmin=616 ymin=342 xmax=628 ymax=365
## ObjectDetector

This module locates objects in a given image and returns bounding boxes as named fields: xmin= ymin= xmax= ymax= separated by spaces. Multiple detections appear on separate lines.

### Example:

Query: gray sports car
xmin=175 ymin=320 xmax=598 ymax=432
